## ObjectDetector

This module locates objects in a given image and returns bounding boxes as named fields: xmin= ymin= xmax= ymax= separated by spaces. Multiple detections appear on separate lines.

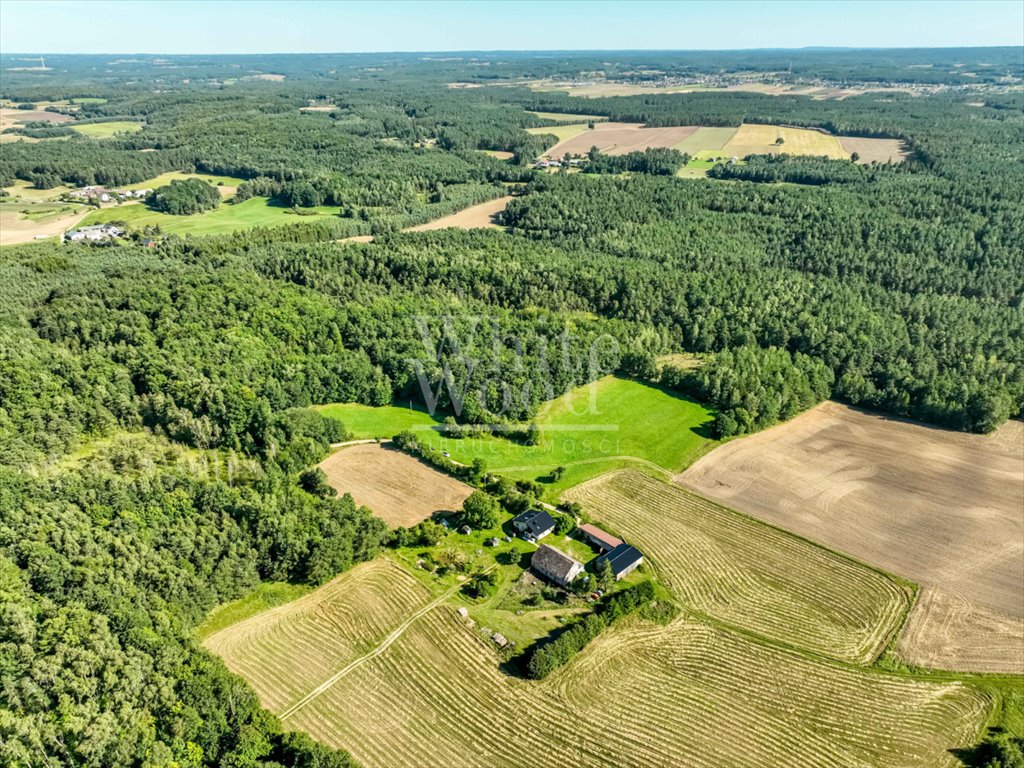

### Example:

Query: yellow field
xmin=724 ymin=123 xmax=849 ymax=159
xmin=210 ymin=560 xmax=987 ymax=768
xmin=525 ymin=123 xmax=591 ymax=143
xmin=121 ymin=171 xmax=248 ymax=193
xmin=526 ymin=110 xmax=607 ymax=122
xmin=565 ymin=471 xmax=907 ymax=663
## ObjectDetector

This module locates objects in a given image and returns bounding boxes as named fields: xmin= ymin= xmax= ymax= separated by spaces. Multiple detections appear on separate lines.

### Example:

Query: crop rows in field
xmin=565 ymin=471 xmax=908 ymax=663
xmin=279 ymin=604 xmax=986 ymax=768
xmin=204 ymin=560 xmax=431 ymax=712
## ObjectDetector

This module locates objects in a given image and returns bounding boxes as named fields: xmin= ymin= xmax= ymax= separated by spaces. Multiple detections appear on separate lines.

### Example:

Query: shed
xmin=579 ymin=523 xmax=622 ymax=552
xmin=595 ymin=543 xmax=644 ymax=580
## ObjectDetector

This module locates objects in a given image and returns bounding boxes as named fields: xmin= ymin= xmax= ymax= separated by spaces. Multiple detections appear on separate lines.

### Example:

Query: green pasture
xmin=79 ymin=196 xmax=342 ymax=236
xmin=71 ymin=121 xmax=145 ymax=138
xmin=319 ymin=376 xmax=717 ymax=497
xmin=673 ymin=126 xmax=739 ymax=154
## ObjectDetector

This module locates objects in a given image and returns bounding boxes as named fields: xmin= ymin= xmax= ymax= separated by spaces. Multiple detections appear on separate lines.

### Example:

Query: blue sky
xmin=2 ymin=0 xmax=1022 ymax=54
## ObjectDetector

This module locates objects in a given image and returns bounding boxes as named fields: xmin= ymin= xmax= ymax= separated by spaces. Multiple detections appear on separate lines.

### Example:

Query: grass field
xmin=197 ymin=582 xmax=313 ymax=640
xmin=120 ymin=171 xmax=248 ymax=191
xmin=565 ymin=471 xmax=908 ymax=663
xmin=209 ymin=558 xmax=988 ymax=768
xmin=71 ymin=121 xmax=144 ymax=138
xmin=79 ymin=196 xmax=342 ymax=236
xmin=318 ymin=377 xmax=717 ymax=496
xmin=724 ymin=123 xmax=848 ymax=159
xmin=319 ymin=443 xmax=473 ymax=528
xmin=680 ymin=401 xmax=1024 ymax=673
xmin=676 ymin=148 xmax=740 ymax=178
xmin=526 ymin=110 xmax=607 ymax=122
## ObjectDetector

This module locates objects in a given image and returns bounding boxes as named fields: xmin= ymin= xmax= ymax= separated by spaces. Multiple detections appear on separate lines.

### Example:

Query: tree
xmin=149 ymin=178 xmax=220 ymax=215
xmin=299 ymin=467 xmax=334 ymax=498
xmin=461 ymin=491 xmax=500 ymax=529
xmin=595 ymin=558 xmax=615 ymax=591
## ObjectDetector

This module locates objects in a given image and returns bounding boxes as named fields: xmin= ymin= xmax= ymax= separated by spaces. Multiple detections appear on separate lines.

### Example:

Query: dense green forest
xmin=1 ymin=49 xmax=1022 ymax=766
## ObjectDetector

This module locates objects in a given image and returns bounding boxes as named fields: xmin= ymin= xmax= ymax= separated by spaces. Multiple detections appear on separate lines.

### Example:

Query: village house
xmin=64 ymin=224 xmax=124 ymax=242
xmin=594 ymin=543 xmax=644 ymax=581
xmin=511 ymin=509 xmax=556 ymax=542
xmin=531 ymin=544 xmax=584 ymax=588
xmin=578 ymin=523 xmax=622 ymax=553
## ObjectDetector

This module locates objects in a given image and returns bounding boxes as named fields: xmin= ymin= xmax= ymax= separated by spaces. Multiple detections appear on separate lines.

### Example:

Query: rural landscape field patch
xmin=679 ymin=401 xmax=1024 ymax=673
xmin=211 ymin=563 xmax=988 ymax=768
xmin=723 ymin=123 xmax=848 ymax=159
xmin=319 ymin=443 xmax=473 ymax=528
xmin=537 ymin=121 xmax=699 ymax=159
xmin=565 ymin=470 xmax=907 ymax=662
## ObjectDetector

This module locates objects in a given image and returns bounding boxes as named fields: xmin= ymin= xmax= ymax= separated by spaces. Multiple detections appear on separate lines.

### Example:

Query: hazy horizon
xmin=2 ymin=0 xmax=1022 ymax=55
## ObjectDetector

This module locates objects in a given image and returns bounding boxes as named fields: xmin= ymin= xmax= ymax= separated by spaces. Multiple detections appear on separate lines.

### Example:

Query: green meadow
xmin=79 ymin=196 xmax=343 ymax=236
xmin=320 ymin=376 xmax=717 ymax=497
xmin=71 ymin=121 xmax=145 ymax=138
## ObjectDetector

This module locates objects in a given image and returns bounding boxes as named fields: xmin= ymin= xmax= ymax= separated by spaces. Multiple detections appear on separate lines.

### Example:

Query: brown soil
xmin=319 ymin=443 xmax=472 ymax=528
xmin=406 ymin=195 xmax=513 ymax=232
xmin=839 ymin=136 xmax=911 ymax=164
xmin=678 ymin=402 xmax=1024 ymax=672
xmin=544 ymin=122 xmax=698 ymax=159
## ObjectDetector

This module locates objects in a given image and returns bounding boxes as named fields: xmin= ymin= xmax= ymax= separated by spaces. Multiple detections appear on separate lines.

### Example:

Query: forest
xmin=1 ymin=50 xmax=1022 ymax=767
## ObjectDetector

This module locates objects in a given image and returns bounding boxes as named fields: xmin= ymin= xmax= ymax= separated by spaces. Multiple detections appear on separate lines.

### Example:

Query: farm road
xmin=279 ymin=566 xmax=494 ymax=722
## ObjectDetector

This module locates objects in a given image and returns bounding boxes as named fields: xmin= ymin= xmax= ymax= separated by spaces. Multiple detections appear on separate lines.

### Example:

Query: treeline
xmin=526 ymin=581 xmax=655 ymax=679
xmin=708 ymin=154 xmax=875 ymax=185
xmin=661 ymin=347 xmax=833 ymax=437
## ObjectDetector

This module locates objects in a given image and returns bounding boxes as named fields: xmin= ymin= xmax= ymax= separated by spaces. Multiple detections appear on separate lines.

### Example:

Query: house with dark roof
xmin=594 ymin=543 xmax=644 ymax=580
xmin=578 ymin=523 xmax=622 ymax=553
xmin=511 ymin=509 xmax=556 ymax=541
xmin=531 ymin=544 xmax=584 ymax=587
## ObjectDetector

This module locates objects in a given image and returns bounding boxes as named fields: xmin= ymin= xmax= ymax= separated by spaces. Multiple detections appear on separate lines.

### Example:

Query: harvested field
xmin=565 ymin=471 xmax=907 ymax=663
xmin=839 ymin=136 xmax=911 ymax=164
xmin=0 ymin=108 xmax=73 ymax=131
xmin=898 ymin=587 xmax=1024 ymax=673
xmin=526 ymin=110 xmax=607 ymax=122
xmin=319 ymin=443 xmax=473 ymax=528
xmin=406 ymin=194 xmax=512 ymax=231
xmin=480 ymin=149 xmax=514 ymax=160
xmin=724 ymin=123 xmax=848 ymax=159
xmin=673 ymin=126 xmax=738 ymax=153
xmin=204 ymin=560 xmax=432 ymax=713
xmin=679 ymin=402 xmax=1024 ymax=673
xmin=524 ymin=122 xmax=591 ymax=144
xmin=217 ymin=567 xmax=987 ymax=768
xmin=0 ymin=204 xmax=89 ymax=246
xmin=539 ymin=121 xmax=699 ymax=159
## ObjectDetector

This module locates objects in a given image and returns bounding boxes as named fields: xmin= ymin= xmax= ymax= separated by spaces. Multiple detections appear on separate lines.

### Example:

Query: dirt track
xmin=678 ymin=402 xmax=1024 ymax=672
xmin=319 ymin=443 xmax=472 ymax=528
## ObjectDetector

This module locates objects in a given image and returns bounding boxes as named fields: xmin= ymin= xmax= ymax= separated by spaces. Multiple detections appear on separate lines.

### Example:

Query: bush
xmin=461 ymin=490 xmax=500 ymax=529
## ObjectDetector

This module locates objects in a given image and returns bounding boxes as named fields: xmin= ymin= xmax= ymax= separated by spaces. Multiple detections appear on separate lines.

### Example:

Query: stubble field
xmin=564 ymin=470 xmax=907 ymax=663
xmin=679 ymin=401 xmax=1024 ymax=673
xmin=208 ymin=558 xmax=988 ymax=768
xmin=319 ymin=443 xmax=473 ymax=528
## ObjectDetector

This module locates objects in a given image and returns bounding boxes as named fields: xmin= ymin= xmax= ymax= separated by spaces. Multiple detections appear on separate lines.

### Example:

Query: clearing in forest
xmin=70 ymin=120 xmax=144 ymax=138
xmin=319 ymin=443 xmax=473 ymax=528
xmin=210 ymin=560 xmax=987 ymax=768
xmin=564 ymin=470 xmax=907 ymax=663
xmin=318 ymin=376 xmax=717 ymax=496
xmin=839 ymin=135 xmax=911 ymax=164
xmin=679 ymin=401 xmax=1024 ymax=673
xmin=405 ymin=194 xmax=513 ymax=231
xmin=723 ymin=123 xmax=848 ymax=159
xmin=535 ymin=121 xmax=699 ymax=159
xmin=526 ymin=110 xmax=608 ymax=122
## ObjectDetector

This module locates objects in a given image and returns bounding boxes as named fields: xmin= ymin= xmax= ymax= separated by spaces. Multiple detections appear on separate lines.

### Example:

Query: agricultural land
xmin=319 ymin=376 xmax=718 ymax=496
xmin=679 ymin=401 xmax=1024 ymax=673
xmin=319 ymin=443 xmax=473 ymax=528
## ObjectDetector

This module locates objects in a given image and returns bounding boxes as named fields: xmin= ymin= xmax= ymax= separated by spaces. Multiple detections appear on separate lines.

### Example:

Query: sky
xmin=2 ymin=0 xmax=1022 ymax=54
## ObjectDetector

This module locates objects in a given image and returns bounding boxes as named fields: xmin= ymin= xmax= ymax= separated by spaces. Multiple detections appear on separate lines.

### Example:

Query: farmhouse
xmin=531 ymin=544 xmax=584 ymax=587
xmin=595 ymin=543 xmax=644 ymax=580
xmin=579 ymin=523 xmax=622 ymax=552
xmin=512 ymin=509 xmax=556 ymax=541
xmin=64 ymin=224 xmax=124 ymax=242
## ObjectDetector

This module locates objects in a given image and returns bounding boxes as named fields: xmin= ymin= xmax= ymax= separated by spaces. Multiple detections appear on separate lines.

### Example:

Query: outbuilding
xmin=531 ymin=544 xmax=584 ymax=588
xmin=594 ymin=543 xmax=644 ymax=580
